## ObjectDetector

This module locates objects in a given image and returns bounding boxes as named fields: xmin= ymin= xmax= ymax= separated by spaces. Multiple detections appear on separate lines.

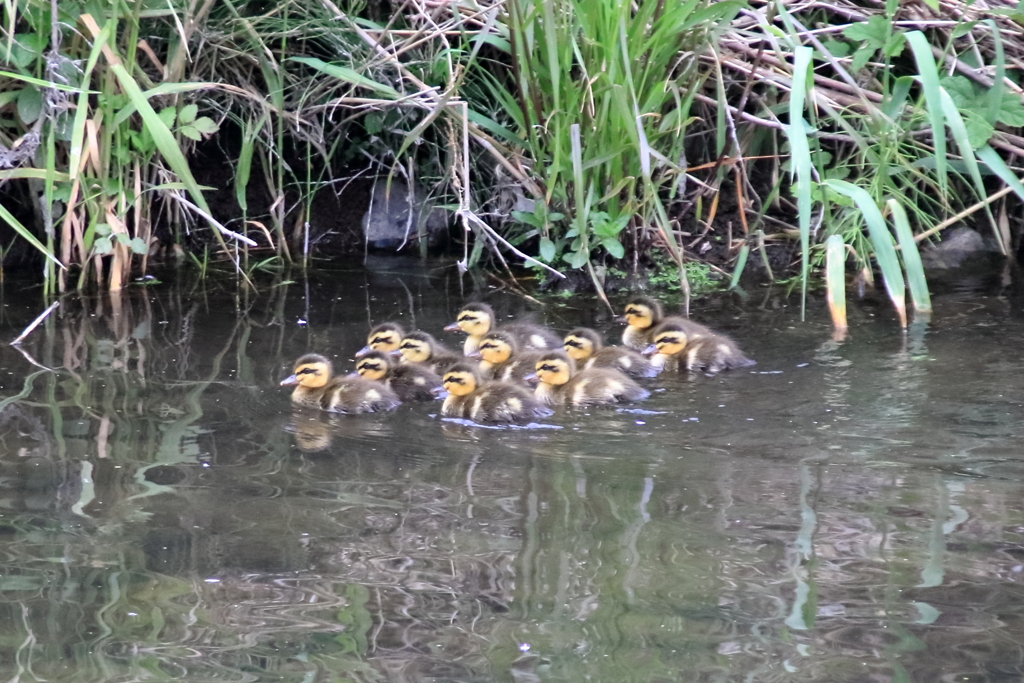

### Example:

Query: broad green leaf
xmin=602 ymin=237 xmax=624 ymax=259
xmin=178 ymin=125 xmax=201 ymax=141
xmin=851 ymin=46 xmax=874 ymax=73
xmin=787 ymin=46 xmax=814 ymax=320
xmin=129 ymin=237 xmax=148 ymax=255
xmin=962 ymin=112 xmax=994 ymax=148
xmin=539 ymin=237 xmax=556 ymax=262
xmin=178 ymin=103 xmax=198 ymax=124
xmin=820 ymin=38 xmax=850 ymax=58
xmin=843 ymin=16 xmax=888 ymax=46
xmin=192 ymin=117 xmax=219 ymax=134
xmin=93 ymin=236 xmax=112 ymax=255
xmin=17 ymin=85 xmax=42 ymax=124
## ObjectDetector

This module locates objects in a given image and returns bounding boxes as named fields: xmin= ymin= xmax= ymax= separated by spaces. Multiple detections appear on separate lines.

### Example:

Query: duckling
xmin=355 ymin=350 xmax=442 ymax=402
xmin=444 ymin=302 xmax=561 ymax=355
xmin=281 ymin=354 xmax=401 ymax=413
xmin=620 ymin=295 xmax=716 ymax=352
xmin=642 ymin=320 xmax=755 ymax=374
xmin=474 ymin=330 xmax=546 ymax=384
xmin=356 ymin=322 xmax=405 ymax=357
xmin=530 ymin=350 xmax=650 ymax=407
xmin=397 ymin=331 xmax=463 ymax=375
xmin=440 ymin=362 xmax=553 ymax=423
xmin=563 ymin=327 xmax=660 ymax=379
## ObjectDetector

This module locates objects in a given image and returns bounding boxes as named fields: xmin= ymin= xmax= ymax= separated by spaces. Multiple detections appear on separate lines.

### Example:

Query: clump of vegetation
xmin=1 ymin=0 xmax=1023 ymax=324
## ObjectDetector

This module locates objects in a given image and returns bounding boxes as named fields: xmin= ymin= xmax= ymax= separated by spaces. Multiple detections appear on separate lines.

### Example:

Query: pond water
xmin=0 ymin=259 xmax=1021 ymax=682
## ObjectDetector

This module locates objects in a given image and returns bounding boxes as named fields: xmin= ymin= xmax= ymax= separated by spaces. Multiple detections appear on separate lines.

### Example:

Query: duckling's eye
xmin=297 ymin=367 xmax=317 ymax=375
xmin=400 ymin=342 xmax=414 ymax=349
xmin=539 ymin=364 xmax=557 ymax=372
xmin=371 ymin=336 xmax=389 ymax=344
xmin=444 ymin=377 xmax=464 ymax=385
xmin=624 ymin=307 xmax=638 ymax=316
xmin=564 ymin=339 xmax=581 ymax=348
xmin=481 ymin=343 xmax=495 ymax=350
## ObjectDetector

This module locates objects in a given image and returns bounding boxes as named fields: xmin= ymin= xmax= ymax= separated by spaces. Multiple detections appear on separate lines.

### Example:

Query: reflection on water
xmin=0 ymin=261 xmax=1022 ymax=682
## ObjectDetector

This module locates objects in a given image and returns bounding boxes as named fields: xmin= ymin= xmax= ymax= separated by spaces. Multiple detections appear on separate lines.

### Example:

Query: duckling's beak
xmin=345 ymin=372 xmax=361 ymax=378
xmin=443 ymin=322 xmax=462 ymax=332
xmin=523 ymin=373 xmax=539 ymax=384
xmin=280 ymin=374 xmax=299 ymax=386
xmin=641 ymin=344 xmax=657 ymax=356
xmin=466 ymin=350 xmax=481 ymax=359
xmin=388 ymin=349 xmax=402 ymax=356
xmin=613 ymin=315 xmax=627 ymax=323
xmin=431 ymin=386 xmax=448 ymax=398
xmin=355 ymin=346 xmax=372 ymax=357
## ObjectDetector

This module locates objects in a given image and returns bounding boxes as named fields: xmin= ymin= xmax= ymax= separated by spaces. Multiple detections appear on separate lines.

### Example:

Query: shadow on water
xmin=0 ymin=260 xmax=1022 ymax=681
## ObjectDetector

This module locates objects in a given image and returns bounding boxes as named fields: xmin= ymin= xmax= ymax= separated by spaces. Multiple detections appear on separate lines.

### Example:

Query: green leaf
xmin=939 ymin=75 xmax=978 ymax=109
xmin=851 ymin=46 xmax=875 ymax=73
xmin=888 ymin=199 xmax=930 ymax=315
xmin=17 ymin=86 xmax=42 ymax=124
xmin=288 ymin=56 xmax=401 ymax=99
xmin=7 ymin=33 xmax=46 ymax=69
xmin=952 ymin=20 xmax=979 ymax=37
xmin=962 ymin=111 xmax=994 ymax=148
xmin=178 ymin=125 xmax=201 ymax=141
xmin=568 ymin=249 xmax=589 ymax=269
xmin=129 ymin=237 xmax=148 ymax=255
xmin=94 ymin=223 xmax=112 ymax=236
xmin=115 ymin=232 xmax=131 ymax=245
xmin=883 ymin=32 xmax=907 ymax=57
xmin=93 ymin=237 xmax=112 ymax=255
xmin=602 ymin=237 xmax=625 ymax=259
xmin=157 ymin=106 xmax=176 ymax=129
xmin=178 ymin=103 xmax=198 ymax=124
xmin=0 ymin=201 xmax=63 ymax=268
xmin=192 ymin=116 xmax=218 ymax=134
xmin=820 ymin=38 xmax=850 ymax=58
xmin=843 ymin=16 xmax=888 ymax=47
xmin=539 ymin=237 xmax=556 ymax=262
xmin=823 ymin=179 xmax=907 ymax=326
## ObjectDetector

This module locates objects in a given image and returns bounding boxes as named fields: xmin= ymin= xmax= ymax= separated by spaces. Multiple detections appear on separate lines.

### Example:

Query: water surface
xmin=0 ymin=261 xmax=1021 ymax=682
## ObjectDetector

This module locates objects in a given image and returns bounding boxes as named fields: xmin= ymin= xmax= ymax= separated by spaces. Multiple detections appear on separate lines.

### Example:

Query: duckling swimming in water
xmin=642 ymin=320 xmax=755 ymax=374
xmin=397 ymin=331 xmax=463 ymax=375
xmin=281 ymin=353 xmax=401 ymax=413
xmin=356 ymin=322 xmax=405 ymax=357
xmin=440 ymin=362 xmax=553 ymax=423
xmin=474 ymin=330 xmax=545 ymax=384
xmin=530 ymin=350 xmax=650 ymax=407
xmin=444 ymin=302 xmax=560 ymax=355
xmin=563 ymin=327 xmax=659 ymax=378
xmin=354 ymin=350 xmax=442 ymax=402
xmin=620 ymin=295 xmax=717 ymax=352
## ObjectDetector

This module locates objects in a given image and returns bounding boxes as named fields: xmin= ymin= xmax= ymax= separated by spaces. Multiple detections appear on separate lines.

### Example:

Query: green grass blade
xmin=938 ymin=88 xmax=1006 ymax=254
xmin=288 ymin=57 xmax=401 ymax=98
xmin=786 ymin=46 xmax=814 ymax=320
xmin=825 ymin=234 xmax=847 ymax=333
xmin=728 ymin=245 xmax=749 ymax=290
xmin=825 ymin=180 xmax=906 ymax=327
xmin=977 ymin=145 xmax=1024 ymax=201
xmin=986 ymin=19 xmax=1005 ymax=125
xmin=887 ymin=199 xmax=931 ymax=315
xmin=0 ymin=202 xmax=63 ymax=268
xmin=906 ymin=31 xmax=947 ymax=197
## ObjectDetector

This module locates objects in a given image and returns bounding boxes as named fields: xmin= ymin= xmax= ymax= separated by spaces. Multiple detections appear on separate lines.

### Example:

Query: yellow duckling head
xmin=533 ymin=350 xmax=575 ymax=386
xmin=444 ymin=302 xmax=494 ymax=337
xmin=354 ymin=351 xmax=393 ymax=381
xmin=563 ymin=328 xmax=602 ymax=362
xmin=398 ymin=331 xmax=440 ymax=364
xmin=623 ymin=296 xmax=663 ymax=332
xmin=644 ymin=322 xmax=689 ymax=357
xmin=442 ymin=362 xmax=482 ymax=397
xmin=281 ymin=353 xmax=333 ymax=388
xmin=357 ymin=323 xmax=404 ymax=356
xmin=476 ymin=330 xmax=518 ymax=364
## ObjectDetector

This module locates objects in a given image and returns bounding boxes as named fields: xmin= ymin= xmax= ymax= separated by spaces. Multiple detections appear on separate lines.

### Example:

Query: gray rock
xmin=362 ymin=180 xmax=448 ymax=250
xmin=920 ymin=226 xmax=1002 ymax=270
